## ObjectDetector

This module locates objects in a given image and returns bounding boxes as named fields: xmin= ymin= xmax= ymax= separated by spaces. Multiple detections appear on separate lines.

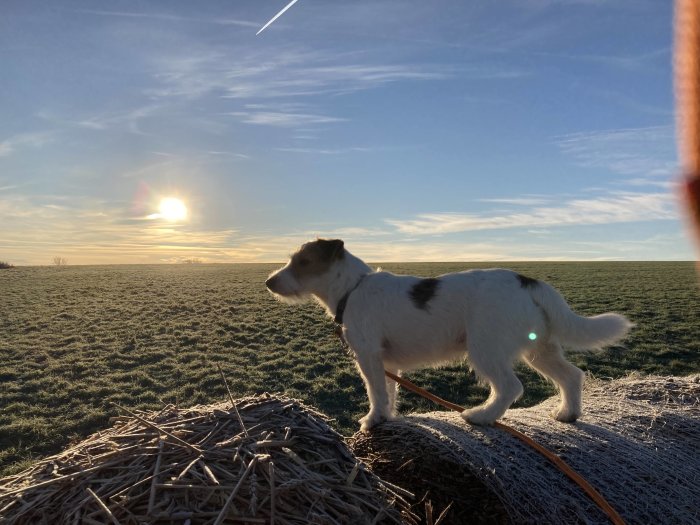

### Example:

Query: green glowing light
xmin=528 ymin=332 xmax=537 ymax=341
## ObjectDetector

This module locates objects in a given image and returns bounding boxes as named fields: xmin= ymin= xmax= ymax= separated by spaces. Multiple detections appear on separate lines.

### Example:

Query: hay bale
xmin=351 ymin=374 xmax=700 ymax=525
xmin=0 ymin=394 xmax=417 ymax=524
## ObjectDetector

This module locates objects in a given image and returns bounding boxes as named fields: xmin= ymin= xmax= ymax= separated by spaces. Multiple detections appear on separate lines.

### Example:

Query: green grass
xmin=1 ymin=262 xmax=698 ymax=476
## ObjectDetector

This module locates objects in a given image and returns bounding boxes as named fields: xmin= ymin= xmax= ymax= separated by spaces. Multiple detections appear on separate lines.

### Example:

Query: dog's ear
xmin=317 ymin=239 xmax=344 ymax=261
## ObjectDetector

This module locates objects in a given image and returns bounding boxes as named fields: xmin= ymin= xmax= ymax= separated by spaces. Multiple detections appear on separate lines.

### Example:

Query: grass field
xmin=1 ymin=262 xmax=698 ymax=477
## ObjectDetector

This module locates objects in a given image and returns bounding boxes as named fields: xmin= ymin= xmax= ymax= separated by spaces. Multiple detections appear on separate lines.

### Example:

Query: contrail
xmin=256 ymin=0 xmax=299 ymax=36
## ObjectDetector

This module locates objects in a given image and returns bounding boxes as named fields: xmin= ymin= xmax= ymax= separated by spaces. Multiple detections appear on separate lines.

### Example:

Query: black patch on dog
xmin=410 ymin=278 xmax=440 ymax=310
xmin=318 ymin=239 xmax=345 ymax=261
xmin=516 ymin=273 xmax=539 ymax=288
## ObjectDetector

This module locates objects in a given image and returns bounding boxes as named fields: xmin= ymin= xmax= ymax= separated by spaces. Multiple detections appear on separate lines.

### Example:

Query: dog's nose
xmin=265 ymin=276 xmax=277 ymax=290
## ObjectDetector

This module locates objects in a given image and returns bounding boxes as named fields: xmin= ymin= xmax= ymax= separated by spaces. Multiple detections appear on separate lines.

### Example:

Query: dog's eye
xmin=298 ymin=258 xmax=310 ymax=267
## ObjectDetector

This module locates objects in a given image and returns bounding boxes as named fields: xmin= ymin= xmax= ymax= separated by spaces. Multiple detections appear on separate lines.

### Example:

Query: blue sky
xmin=1 ymin=0 xmax=694 ymax=264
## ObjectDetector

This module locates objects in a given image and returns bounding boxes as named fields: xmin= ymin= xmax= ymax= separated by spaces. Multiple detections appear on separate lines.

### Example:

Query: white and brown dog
xmin=266 ymin=239 xmax=632 ymax=431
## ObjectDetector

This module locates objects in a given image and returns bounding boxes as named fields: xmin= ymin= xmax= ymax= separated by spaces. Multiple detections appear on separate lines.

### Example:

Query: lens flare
xmin=528 ymin=332 xmax=537 ymax=341
xmin=158 ymin=198 xmax=187 ymax=222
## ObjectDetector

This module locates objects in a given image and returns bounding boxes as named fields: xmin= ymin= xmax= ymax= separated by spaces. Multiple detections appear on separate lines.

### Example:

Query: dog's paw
xmin=551 ymin=406 xmax=580 ymax=423
xmin=359 ymin=411 xmax=390 ymax=432
xmin=460 ymin=408 xmax=498 ymax=426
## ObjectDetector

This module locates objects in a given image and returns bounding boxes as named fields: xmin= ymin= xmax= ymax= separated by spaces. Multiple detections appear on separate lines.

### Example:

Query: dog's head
xmin=266 ymin=238 xmax=345 ymax=303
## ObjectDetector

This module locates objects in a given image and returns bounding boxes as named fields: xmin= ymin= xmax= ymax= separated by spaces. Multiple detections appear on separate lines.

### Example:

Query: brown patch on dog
xmin=289 ymin=239 xmax=344 ymax=280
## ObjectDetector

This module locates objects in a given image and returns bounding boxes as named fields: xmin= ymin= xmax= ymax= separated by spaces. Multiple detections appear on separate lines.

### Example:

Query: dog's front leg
xmin=352 ymin=344 xmax=392 ymax=432
xmin=385 ymin=367 xmax=400 ymax=417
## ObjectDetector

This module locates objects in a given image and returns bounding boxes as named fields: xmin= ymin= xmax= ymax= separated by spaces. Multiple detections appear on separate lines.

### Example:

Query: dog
xmin=266 ymin=239 xmax=632 ymax=431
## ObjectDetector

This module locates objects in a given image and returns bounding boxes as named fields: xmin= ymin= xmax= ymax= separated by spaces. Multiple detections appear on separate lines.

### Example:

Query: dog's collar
xmin=334 ymin=275 xmax=367 ymax=325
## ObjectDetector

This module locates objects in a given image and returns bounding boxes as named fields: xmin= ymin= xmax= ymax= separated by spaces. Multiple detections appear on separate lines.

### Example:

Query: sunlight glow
xmin=158 ymin=198 xmax=188 ymax=222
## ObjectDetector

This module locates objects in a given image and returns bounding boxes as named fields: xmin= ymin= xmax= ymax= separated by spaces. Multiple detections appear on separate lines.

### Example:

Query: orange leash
xmin=384 ymin=370 xmax=627 ymax=525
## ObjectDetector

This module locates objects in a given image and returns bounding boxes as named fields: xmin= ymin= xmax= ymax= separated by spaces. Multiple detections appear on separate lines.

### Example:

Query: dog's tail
xmin=528 ymin=280 xmax=633 ymax=350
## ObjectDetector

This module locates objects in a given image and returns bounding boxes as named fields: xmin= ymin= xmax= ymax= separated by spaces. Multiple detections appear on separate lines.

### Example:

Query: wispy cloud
xmin=386 ymin=191 xmax=677 ymax=235
xmin=1 ymin=189 xmax=687 ymax=264
xmin=535 ymin=47 xmax=668 ymax=72
xmin=614 ymin=177 xmax=675 ymax=189
xmin=478 ymin=197 xmax=550 ymax=206
xmin=74 ymin=9 xmax=258 ymax=28
xmin=120 ymin=149 xmax=248 ymax=179
xmin=149 ymin=49 xmax=449 ymax=100
xmin=555 ymin=125 xmax=677 ymax=178
xmin=201 ymin=150 xmax=250 ymax=159
xmin=220 ymin=235 xmax=531 ymax=263
xmin=37 ymin=106 xmax=163 ymax=136
xmin=226 ymin=102 xmax=347 ymax=129
xmin=302 ymin=226 xmax=391 ymax=239
xmin=75 ymin=105 xmax=160 ymax=133
xmin=0 ymin=132 xmax=54 ymax=158
xmin=580 ymin=86 xmax=672 ymax=118
xmin=0 ymin=193 xmax=239 ymax=265
xmin=229 ymin=111 xmax=345 ymax=128
xmin=276 ymin=146 xmax=373 ymax=155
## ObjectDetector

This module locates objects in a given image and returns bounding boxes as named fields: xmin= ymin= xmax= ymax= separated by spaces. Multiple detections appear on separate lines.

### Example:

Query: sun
xmin=158 ymin=197 xmax=188 ymax=222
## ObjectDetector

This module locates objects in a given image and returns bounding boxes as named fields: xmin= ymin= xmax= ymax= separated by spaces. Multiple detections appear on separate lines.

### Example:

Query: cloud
xmin=0 ymin=193 xmax=239 ymax=265
xmin=614 ymin=178 xmax=675 ymax=189
xmin=539 ymin=47 xmax=668 ymax=72
xmin=555 ymin=125 xmax=677 ymax=178
xmin=386 ymin=191 xmax=677 ymax=235
xmin=226 ymin=102 xmax=348 ymax=129
xmin=120 ymin=150 xmax=248 ymax=179
xmin=74 ymin=9 xmax=258 ymax=28
xmin=149 ymin=49 xmax=449 ymax=100
xmin=201 ymin=150 xmax=250 ymax=159
xmin=37 ymin=106 xmax=165 ymax=137
xmin=478 ymin=197 xmax=550 ymax=206
xmin=1 ymin=188 xmax=688 ymax=264
xmin=276 ymin=147 xmax=374 ymax=155
xmin=300 ymin=227 xmax=392 ymax=239
xmin=0 ymin=132 xmax=54 ymax=158
xmin=75 ymin=105 xmax=161 ymax=133
xmin=229 ymin=111 xmax=345 ymax=128
xmin=221 ymin=235 xmax=528 ymax=263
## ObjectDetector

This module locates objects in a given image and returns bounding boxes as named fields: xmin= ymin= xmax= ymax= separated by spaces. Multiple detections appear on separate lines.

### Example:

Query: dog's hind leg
xmin=352 ymin=345 xmax=393 ymax=431
xmin=524 ymin=342 xmax=585 ymax=422
xmin=462 ymin=332 xmax=524 ymax=425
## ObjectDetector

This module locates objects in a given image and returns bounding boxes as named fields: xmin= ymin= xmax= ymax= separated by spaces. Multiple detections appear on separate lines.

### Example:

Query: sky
xmin=1 ymin=0 xmax=696 ymax=264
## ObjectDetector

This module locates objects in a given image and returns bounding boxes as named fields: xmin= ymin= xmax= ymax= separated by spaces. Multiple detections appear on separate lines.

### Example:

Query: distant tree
xmin=181 ymin=257 xmax=203 ymax=264
xmin=0 ymin=261 xmax=13 ymax=269
xmin=53 ymin=256 xmax=68 ymax=266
